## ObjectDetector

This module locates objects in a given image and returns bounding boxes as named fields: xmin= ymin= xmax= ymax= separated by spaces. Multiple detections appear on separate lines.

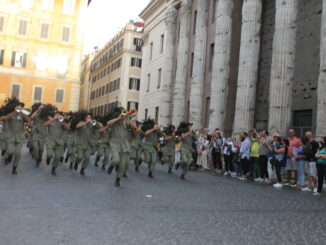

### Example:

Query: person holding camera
xmin=211 ymin=129 xmax=223 ymax=172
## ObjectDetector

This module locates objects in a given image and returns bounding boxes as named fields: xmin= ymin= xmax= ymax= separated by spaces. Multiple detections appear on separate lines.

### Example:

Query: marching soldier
xmin=161 ymin=125 xmax=177 ymax=174
xmin=98 ymin=117 xmax=111 ymax=171
xmin=129 ymin=121 xmax=142 ymax=172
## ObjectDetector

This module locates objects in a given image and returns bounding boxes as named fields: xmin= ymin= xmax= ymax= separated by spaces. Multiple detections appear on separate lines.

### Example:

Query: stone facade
xmin=139 ymin=0 xmax=324 ymax=137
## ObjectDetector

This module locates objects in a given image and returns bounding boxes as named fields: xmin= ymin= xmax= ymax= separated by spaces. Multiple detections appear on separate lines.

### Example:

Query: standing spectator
xmin=257 ymin=130 xmax=270 ymax=182
xmin=249 ymin=130 xmax=260 ymax=180
xmin=314 ymin=137 xmax=326 ymax=196
xmin=266 ymin=132 xmax=279 ymax=184
xmin=231 ymin=137 xmax=241 ymax=177
xmin=197 ymin=134 xmax=209 ymax=170
xmin=211 ymin=129 xmax=223 ymax=172
xmin=293 ymin=138 xmax=306 ymax=190
xmin=301 ymin=131 xmax=319 ymax=192
xmin=239 ymin=132 xmax=251 ymax=180
xmin=285 ymin=129 xmax=300 ymax=187
xmin=223 ymin=136 xmax=234 ymax=176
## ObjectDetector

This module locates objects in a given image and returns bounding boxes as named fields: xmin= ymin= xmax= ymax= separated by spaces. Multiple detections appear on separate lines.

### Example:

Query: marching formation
xmin=0 ymin=98 xmax=195 ymax=187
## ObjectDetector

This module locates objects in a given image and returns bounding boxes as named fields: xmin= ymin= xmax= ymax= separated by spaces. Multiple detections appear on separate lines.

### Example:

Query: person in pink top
xmin=285 ymin=129 xmax=300 ymax=187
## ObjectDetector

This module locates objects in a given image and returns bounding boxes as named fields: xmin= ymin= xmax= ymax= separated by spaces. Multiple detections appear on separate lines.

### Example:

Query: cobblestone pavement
xmin=0 ymin=146 xmax=325 ymax=245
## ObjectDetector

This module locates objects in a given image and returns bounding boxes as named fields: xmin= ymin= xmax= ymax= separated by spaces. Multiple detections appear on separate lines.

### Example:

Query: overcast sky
xmin=83 ymin=0 xmax=150 ymax=54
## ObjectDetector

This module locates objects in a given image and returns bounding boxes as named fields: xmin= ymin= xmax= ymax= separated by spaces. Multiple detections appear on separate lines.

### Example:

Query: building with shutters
xmin=86 ymin=22 xmax=144 ymax=116
xmin=0 ymin=0 xmax=88 ymax=112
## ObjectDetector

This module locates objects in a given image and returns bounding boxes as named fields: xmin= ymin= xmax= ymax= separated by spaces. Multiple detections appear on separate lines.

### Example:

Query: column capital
xmin=165 ymin=4 xmax=177 ymax=25
xmin=180 ymin=0 xmax=192 ymax=14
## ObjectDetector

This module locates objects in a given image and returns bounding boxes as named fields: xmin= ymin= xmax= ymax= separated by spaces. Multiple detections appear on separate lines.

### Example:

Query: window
xmin=0 ymin=49 xmax=4 ymax=65
xmin=160 ymin=34 xmax=164 ymax=54
xmin=157 ymin=69 xmax=162 ymax=89
xmin=209 ymin=43 xmax=215 ymax=72
xmin=190 ymin=52 xmax=194 ymax=77
xmin=205 ymin=97 xmax=210 ymax=127
xmin=117 ymin=78 xmax=120 ymax=90
xmin=33 ymin=86 xmax=43 ymax=102
xmin=18 ymin=19 xmax=28 ymax=35
xmin=145 ymin=109 xmax=148 ymax=121
xmin=55 ymin=89 xmax=64 ymax=103
xmin=62 ymin=0 xmax=75 ymax=14
xmin=62 ymin=26 xmax=70 ymax=42
xmin=0 ymin=16 xmax=4 ymax=32
xmin=131 ymin=57 xmax=142 ymax=68
xmin=155 ymin=107 xmax=159 ymax=123
xmin=41 ymin=0 xmax=54 ymax=10
xmin=11 ymin=51 xmax=27 ymax=68
xmin=134 ymin=38 xmax=142 ymax=52
xmin=40 ymin=23 xmax=49 ymax=39
xmin=193 ymin=11 xmax=197 ymax=35
xmin=127 ymin=101 xmax=139 ymax=111
xmin=147 ymin=74 xmax=151 ymax=92
xmin=129 ymin=78 xmax=140 ymax=91
xmin=293 ymin=110 xmax=313 ymax=137
xmin=11 ymin=84 xmax=20 ymax=98
xmin=149 ymin=42 xmax=153 ymax=60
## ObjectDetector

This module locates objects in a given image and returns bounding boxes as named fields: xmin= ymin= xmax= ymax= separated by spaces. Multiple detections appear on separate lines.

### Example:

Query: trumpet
xmin=15 ymin=106 xmax=31 ymax=115
xmin=58 ymin=116 xmax=64 ymax=122
xmin=91 ymin=119 xmax=97 ymax=126
xmin=15 ymin=106 xmax=22 ymax=113
xmin=120 ymin=109 xmax=128 ymax=117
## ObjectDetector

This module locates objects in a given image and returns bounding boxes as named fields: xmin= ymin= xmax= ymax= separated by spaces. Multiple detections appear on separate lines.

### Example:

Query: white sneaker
xmin=301 ymin=187 xmax=311 ymax=192
xmin=313 ymin=188 xmax=318 ymax=193
xmin=254 ymin=177 xmax=263 ymax=182
xmin=273 ymin=183 xmax=283 ymax=188
xmin=238 ymin=176 xmax=247 ymax=181
xmin=313 ymin=192 xmax=321 ymax=196
xmin=231 ymin=172 xmax=236 ymax=177
xmin=224 ymin=171 xmax=229 ymax=176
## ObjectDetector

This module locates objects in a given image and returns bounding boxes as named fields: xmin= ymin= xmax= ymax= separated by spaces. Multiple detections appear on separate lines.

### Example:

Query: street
xmin=0 ymin=146 xmax=325 ymax=245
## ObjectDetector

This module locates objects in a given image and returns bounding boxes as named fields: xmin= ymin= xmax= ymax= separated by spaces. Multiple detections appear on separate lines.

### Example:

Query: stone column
xmin=268 ymin=0 xmax=298 ymax=136
xmin=208 ymin=0 xmax=234 ymax=131
xmin=316 ymin=0 xmax=326 ymax=138
xmin=159 ymin=4 xmax=177 ymax=126
xmin=233 ymin=0 xmax=262 ymax=135
xmin=189 ymin=0 xmax=208 ymax=128
xmin=172 ymin=0 xmax=192 ymax=125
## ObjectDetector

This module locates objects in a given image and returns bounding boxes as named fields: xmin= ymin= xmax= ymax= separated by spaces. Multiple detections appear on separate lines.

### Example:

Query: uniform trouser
xmin=32 ymin=137 xmax=45 ymax=161
xmin=69 ymin=145 xmax=77 ymax=163
xmin=76 ymin=147 xmax=91 ymax=169
xmin=111 ymin=149 xmax=129 ymax=178
xmin=143 ymin=150 xmax=157 ymax=173
xmin=180 ymin=152 xmax=192 ymax=176
xmin=130 ymin=148 xmax=142 ymax=166
xmin=6 ymin=141 xmax=23 ymax=167
xmin=47 ymin=143 xmax=64 ymax=168
xmin=98 ymin=144 xmax=110 ymax=166
xmin=163 ymin=155 xmax=175 ymax=168
xmin=0 ymin=138 xmax=7 ymax=153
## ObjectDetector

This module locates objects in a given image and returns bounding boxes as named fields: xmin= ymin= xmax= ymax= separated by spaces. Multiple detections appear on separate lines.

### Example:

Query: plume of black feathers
xmin=141 ymin=118 xmax=155 ymax=133
xmin=163 ymin=124 xmax=175 ymax=136
xmin=176 ymin=122 xmax=192 ymax=136
xmin=39 ymin=104 xmax=58 ymax=120
xmin=70 ymin=110 xmax=92 ymax=131
xmin=2 ymin=97 xmax=24 ymax=115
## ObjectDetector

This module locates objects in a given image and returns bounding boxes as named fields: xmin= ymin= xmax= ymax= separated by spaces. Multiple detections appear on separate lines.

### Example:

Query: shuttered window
xmin=0 ymin=49 xmax=4 ymax=65
xmin=34 ymin=86 xmax=43 ymax=102
xmin=18 ymin=19 xmax=28 ymax=35
xmin=0 ymin=16 xmax=4 ymax=32
xmin=11 ymin=51 xmax=27 ymax=68
xmin=11 ymin=84 xmax=20 ymax=98
xmin=55 ymin=89 xmax=64 ymax=103
xmin=40 ymin=23 xmax=49 ymax=39
xmin=62 ymin=26 xmax=70 ymax=42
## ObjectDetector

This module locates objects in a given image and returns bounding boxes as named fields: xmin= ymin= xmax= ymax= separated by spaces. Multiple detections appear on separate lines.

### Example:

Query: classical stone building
xmin=86 ymin=22 xmax=144 ymax=116
xmin=138 ymin=0 xmax=326 ymax=137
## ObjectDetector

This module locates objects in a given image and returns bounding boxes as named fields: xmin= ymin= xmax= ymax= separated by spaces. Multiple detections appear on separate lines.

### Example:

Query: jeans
xmin=224 ymin=154 xmax=233 ymax=172
xmin=212 ymin=149 xmax=222 ymax=170
xmin=273 ymin=159 xmax=282 ymax=183
xmin=240 ymin=158 xmax=249 ymax=175
xmin=296 ymin=160 xmax=306 ymax=186
xmin=249 ymin=157 xmax=260 ymax=178
xmin=317 ymin=164 xmax=326 ymax=193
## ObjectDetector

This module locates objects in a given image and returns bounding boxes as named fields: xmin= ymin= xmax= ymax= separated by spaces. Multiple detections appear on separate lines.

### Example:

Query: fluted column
xmin=268 ymin=0 xmax=298 ymax=136
xmin=172 ymin=0 xmax=192 ymax=125
xmin=233 ymin=0 xmax=262 ymax=135
xmin=316 ymin=0 xmax=326 ymax=138
xmin=208 ymin=0 xmax=234 ymax=131
xmin=159 ymin=4 xmax=177 ymax=125
xmin=189 ymin=0 xmax=208 ymax=128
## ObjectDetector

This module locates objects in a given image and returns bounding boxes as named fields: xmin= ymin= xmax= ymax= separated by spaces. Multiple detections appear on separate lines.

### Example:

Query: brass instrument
xmin=91 ymin=119 xmax=97 ymax=126
xmin=15 ymin=106 xmax=31 ymax=115
xmin=15 ymin=106 xmax=22 ymax=113
xmin=120 ymin=109 xmax=128 ymax=116
xmin=59 ymin=116 xmax=64 ymax=122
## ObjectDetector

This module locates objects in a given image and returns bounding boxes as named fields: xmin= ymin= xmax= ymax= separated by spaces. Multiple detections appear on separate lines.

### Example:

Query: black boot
xmin=135 ymin=166 xmax=139 ymax=172
xmin=123 ymin=172 xmax=128 ymax=178
xmin=175 ymin=163 xmax=180 ymax=170
xmin=180 ymin=174 xmax=186 ymax=180
xmin=107 ymin=165 xmax=114 ymax=175
xmin=94 ymin=155 xmax=100 ymax=167
xmin=168 ymin=167 xmax=172 ymax=174
xmin=148 ymin=171 xmax=153 ymax=178
xmin=80 ymin=168 xmax=85 ymax=176
xmin=1 ymin=150 xmax=5 ymax=156
xmin=74 ymin=161 xmax=79 ymax=171
xmin=115 ymin=177 xmax=120 ymax=187
xmin=59 ymin=156 xmax=64 ymax=162
xmin=101 ymin=164 xmax=106 ymax=171
xmin=46 ymin=157 xmax=51 ymax=165
xmin=4 ymin=155 xmax=12 ymax=165
xmin=35 ymin=159 xmax=41 ymax=167
xmin=64 ymin=155 xmax=70 ymax=163
xmin=12 ymin=167 xmax=17 ymax=175
xmin=51 ymin=167 xmax=56 ymax=176
xmin=69 ymin=162 xmax=74 ymax=169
